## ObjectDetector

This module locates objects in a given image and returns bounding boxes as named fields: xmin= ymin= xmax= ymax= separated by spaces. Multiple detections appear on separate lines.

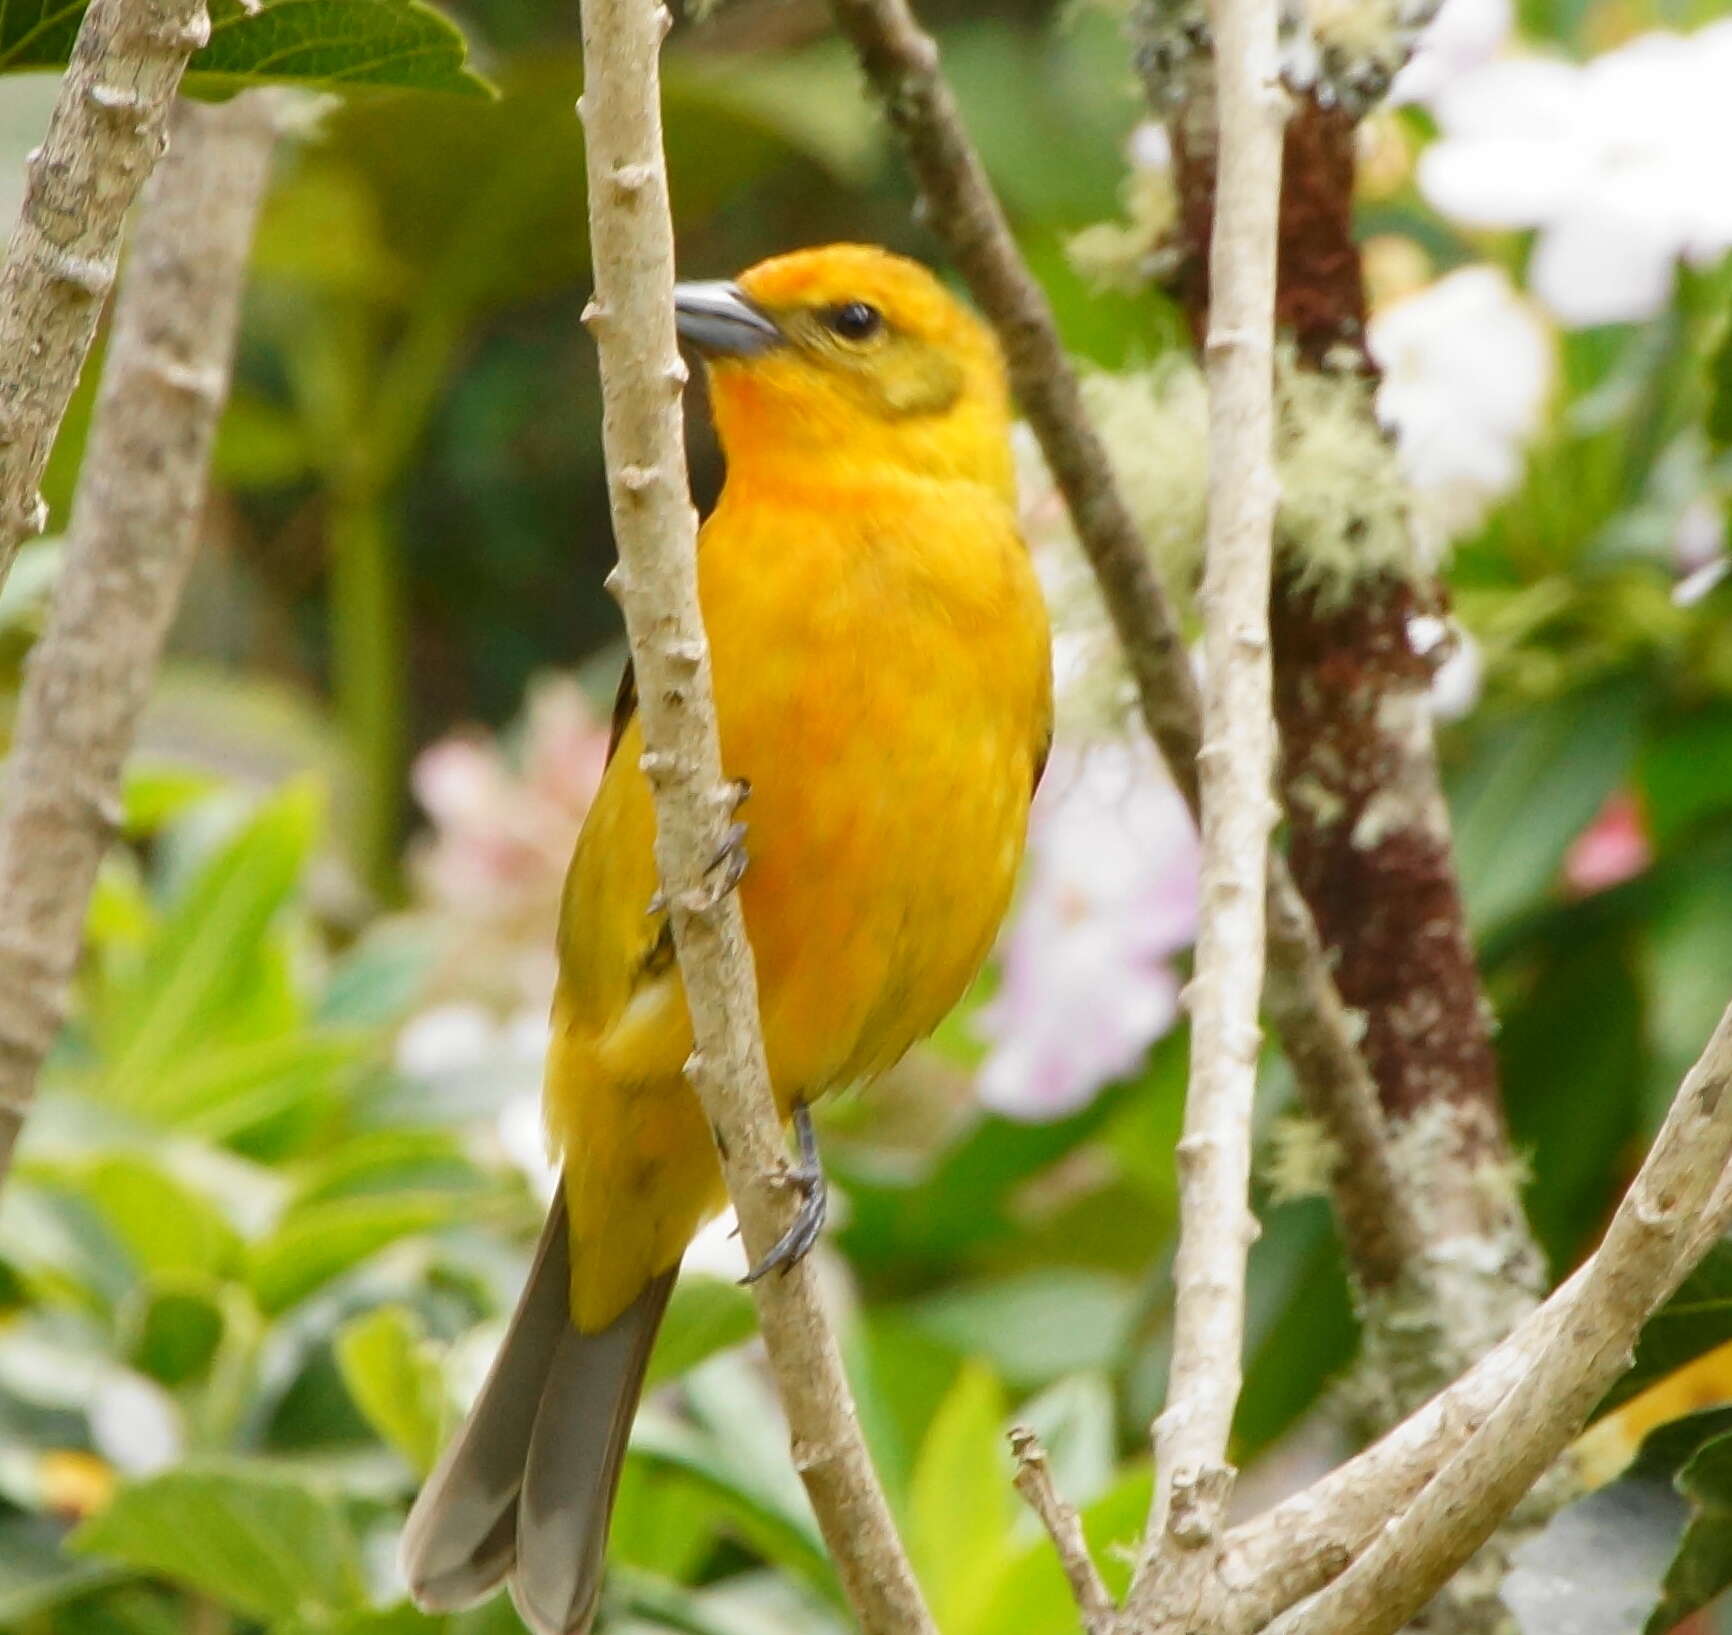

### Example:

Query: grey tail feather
xmin=402 ymin=1189 xmax=575 ymax=1612
xmin=510 ymin=1265 xmax=677 ymax=1635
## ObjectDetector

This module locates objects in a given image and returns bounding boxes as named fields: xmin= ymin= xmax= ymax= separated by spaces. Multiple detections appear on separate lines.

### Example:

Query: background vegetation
xmin=3 ymin=0 xmax=1732 ymax=1628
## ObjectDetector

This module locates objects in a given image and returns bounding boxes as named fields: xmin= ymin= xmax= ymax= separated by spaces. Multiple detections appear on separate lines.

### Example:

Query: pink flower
xmin=1563 ymin=791 xmax=1651 ymax=896
xmin=408 ymin=674 xmax=613 ymax=1011
xmin=976 ymin=741 xmax=1200 ymax=1121
xmin=410 ymin=674 xmax=611 ymax=921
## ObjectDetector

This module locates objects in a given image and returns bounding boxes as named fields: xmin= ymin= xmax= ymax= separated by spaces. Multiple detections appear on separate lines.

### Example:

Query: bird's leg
xmin=742 ymin=1099 xmax=827 ymax=1283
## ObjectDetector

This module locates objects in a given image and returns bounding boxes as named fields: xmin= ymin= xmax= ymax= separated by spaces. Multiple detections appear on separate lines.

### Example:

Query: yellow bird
xmin=403 ymin=244 xmax=1053 ymax=1634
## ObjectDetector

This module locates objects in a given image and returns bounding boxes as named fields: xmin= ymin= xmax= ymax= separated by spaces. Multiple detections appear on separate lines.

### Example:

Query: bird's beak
xmin=673 ymin=281 xmax=783 ymax=358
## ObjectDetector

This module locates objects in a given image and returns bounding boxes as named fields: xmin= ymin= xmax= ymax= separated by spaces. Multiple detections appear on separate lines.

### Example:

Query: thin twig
xmin=1125 ymin=0 xmax=1285 ymax=1619
xmin=573 ymin=5 xmax=935 ymax=1633
xmin=822 ymin=0 xmax=1423 ymax=1300
xmin=0 ymin=0 xmax=212 ymax=587
xmin=0 ymin=96 xmax=276 ymax=1188
xmin=1258 ymin=1000 xmax=1732 ymax=1635
xmin=1009 ymin=1427 xmax=1116 ymax=1635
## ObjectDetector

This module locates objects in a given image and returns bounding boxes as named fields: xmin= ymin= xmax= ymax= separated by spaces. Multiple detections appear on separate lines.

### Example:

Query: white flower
xmin=89 ymin=1371 xmax=183 ymax=1476
xmin=394 ymin=1002 xmax=495 ymax=1077
xmin=1391 ymin=0 xmax=1512 ymax=106
xmin=1428 ymin=625 xmax=1485 ymax=719
xmin=681 ymin=1210 xmax=750 ymax=1283
xmin=1370 ymin=265 xmax=1553 ymax=535
xmin=976 ymin=741 xmax=1199 ymax=1121
xmin=1419 ymin=24 xmax=1732 ymax=326
xmin=1673 ymin=496 xmax=1729 ymax=606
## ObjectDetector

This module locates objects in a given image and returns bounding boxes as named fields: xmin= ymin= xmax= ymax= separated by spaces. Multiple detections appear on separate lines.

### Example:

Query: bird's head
xmin=675 ymin=244 xmax=1015 ymax=500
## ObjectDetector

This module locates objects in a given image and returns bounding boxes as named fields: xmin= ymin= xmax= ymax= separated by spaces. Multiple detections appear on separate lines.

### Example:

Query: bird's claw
xmin=742 ymin=1102 xmax=826 ymax=1284
xmin=704 ymin=819 xmax=749 ymax=899
xmin=646 ymin=781 xmax=751 ymax=917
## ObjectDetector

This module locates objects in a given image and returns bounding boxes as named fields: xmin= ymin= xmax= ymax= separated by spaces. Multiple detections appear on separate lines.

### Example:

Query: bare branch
xmin=822 ymin=0 xmax=1424 ymax=1300
xmin=1258 ymin=1001 xmax=1732 ymax=1635
xmin=0 ymin=0 xmax=212 ymax=586
xmin=1215 ymin=1037 xmax=1732 ymax=1634
xmin=1125 ymin=0 xmax=1285 ymax=1618
xmin=0 ymin=96 xmax=275 ymax=1188
xmin=1009 ymin=1427 xmax=1116 ymax=1635
xmin=574 ymin=5 xmax=934 ymax=1632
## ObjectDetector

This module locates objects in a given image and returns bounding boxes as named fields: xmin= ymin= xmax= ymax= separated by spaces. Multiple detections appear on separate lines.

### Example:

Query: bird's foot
xmin=742 ymin=1100 xmax=826 ymax=1283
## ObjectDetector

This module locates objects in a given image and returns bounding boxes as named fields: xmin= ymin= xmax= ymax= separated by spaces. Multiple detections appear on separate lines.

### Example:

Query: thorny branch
xmin=574 ymin=4 xmax=935 ymax=1633
xmin=0 ymin=0 xmax=212 ymax=588
xmin=1126 ymin=0 xmax=1284 ymax=1619
xmin=0 ymin=96 xmax=276 ymax=1190
xmin=822 ymin=0 xmax=1425 ymax=1308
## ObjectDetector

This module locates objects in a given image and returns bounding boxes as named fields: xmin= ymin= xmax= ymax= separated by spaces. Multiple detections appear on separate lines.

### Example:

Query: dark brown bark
xmin=1164 ymin=89 xmax=1519 ymax=1190
xmin=1271 ymin=576 xmax=1502 ymax=1148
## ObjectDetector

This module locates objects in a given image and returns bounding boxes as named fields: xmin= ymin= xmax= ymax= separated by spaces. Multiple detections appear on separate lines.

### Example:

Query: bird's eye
xmin=827 ymin=301 xmax=883 ymax=342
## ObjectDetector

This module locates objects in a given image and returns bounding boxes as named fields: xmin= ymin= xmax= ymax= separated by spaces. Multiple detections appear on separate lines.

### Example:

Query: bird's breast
xmin=697 ymin=481 xmax=1051 ymax=1096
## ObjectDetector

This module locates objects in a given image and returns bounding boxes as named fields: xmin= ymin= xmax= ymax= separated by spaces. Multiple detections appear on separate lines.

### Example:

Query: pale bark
xmin=1125 ymin=0 xmax=1284 ymax=1621
xmin=1010 ymin=1427 xmax=1116 ymax=1635
xmin=0 ymin=0 xmax=212 ymax=584
xmin=574 ymin=4 xmax=934 ymax=1632
xmin=822 ymin=0 xmax=1425 ymax=1306
xmin=0 ymin=96 xmax=276 ymax=1186
xmin=1258 ymin=1002 xmax=1732 ymax=1635
xmin=1211 ymin=1166 xmax=1732 ymax=1631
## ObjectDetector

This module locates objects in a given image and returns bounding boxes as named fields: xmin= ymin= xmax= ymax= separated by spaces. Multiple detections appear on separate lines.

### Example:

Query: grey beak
xmin=673 ymin=281 xmax=782 ymax=358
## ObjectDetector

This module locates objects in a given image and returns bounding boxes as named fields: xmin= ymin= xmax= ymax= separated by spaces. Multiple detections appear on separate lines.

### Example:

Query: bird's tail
xmin=401 ymin=1186 xmax=675 ymax=1635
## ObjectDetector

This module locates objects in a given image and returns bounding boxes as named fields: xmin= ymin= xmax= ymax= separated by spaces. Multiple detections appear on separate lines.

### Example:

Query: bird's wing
xmin=606 ymin=658 xmax=637 ymax=765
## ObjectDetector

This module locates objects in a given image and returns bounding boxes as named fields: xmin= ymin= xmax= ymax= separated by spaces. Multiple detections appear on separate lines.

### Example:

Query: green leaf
xmin=0 ymin=0 xmax=489 ymax=96
xmin=1641 ymin=704 xmax=1732 ymax=848
xmin=144 ymin=1030 xmax=369 ymax=1147
xmin=0 ymin=1512 xmax=116 ymax=1622
xmin=644 ymin=1275 xmax=758 ymax=1394
xmin=1597 ymin=1241 xmax=1732 ymax=1420
xmin=71 ymin=1464 xmax=367 ymax=1622
xmin=631 ymin=1357 xmax=834 ymax=1601
xmin=1013 ymin=1374 xmax=1116 ymax=1509
xmin=1452 ymin=683 xmax=1644 ymax=937
xmin=334 ymin=1305 xmax=447 ymax=1476
xmin=248 ymin=1191 xmax=468 ymax=1314
xmin=288 ymin=1127 xmax=481 ymax=1207
xmin=1500 ymin=925 xmax=1645 ymax=1267
xmin=1646 ymin=1430 xmax=1732 ymax=1633
xmin=122 ymin=1276 xmax=229 ymax=1386
xmin=1706 ymin=293 xmax=1732 ymax=454
xmin=60 ymin=1153 xmax=243 ymax=1279
xmin=907 ymin=1362 xmax=1015 ymax=1632
xmin=903 ymin=1270 xmax=1137 ymax=1389
xmin=95 ymin=780 xmax=320 ymax=1097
